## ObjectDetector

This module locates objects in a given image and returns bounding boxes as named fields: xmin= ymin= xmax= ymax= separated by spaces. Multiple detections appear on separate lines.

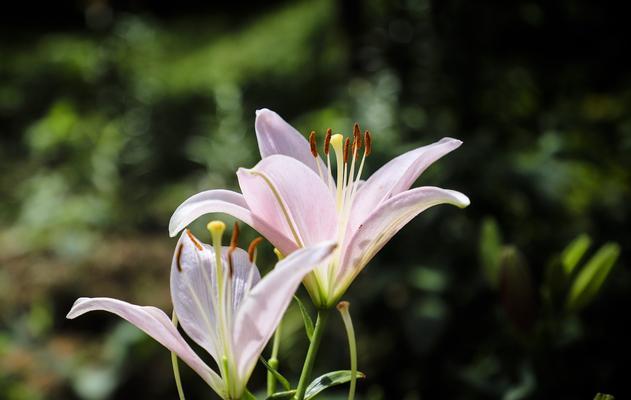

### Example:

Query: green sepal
xmin=294 ymin=295 xmax=315 ymax=341
xmin=259 ymin=356 xmax=291 ymax=391
xmin=304 ymin=370 xmax=366 ymax=399
xmin=566 ymin=243 xmax=620 ymax=312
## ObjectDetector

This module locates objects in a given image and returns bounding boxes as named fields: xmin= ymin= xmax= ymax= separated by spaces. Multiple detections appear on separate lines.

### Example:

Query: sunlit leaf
xmin=566 ymin=243 xmax=620 ymax=312
xmin=305 ymin=370 xmax=366 ymax=399
xmin=294 ymin=295 xmax=314 ymax=341
xmin=561 ymin=233 xmax=592 ymax=275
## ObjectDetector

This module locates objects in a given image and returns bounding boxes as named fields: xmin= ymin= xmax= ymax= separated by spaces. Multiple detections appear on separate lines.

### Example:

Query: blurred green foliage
xmin=1 ymin=0 xmax=630 ymax=399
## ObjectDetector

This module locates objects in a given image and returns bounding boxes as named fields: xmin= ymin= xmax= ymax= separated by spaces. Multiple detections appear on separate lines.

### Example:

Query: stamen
xmin=229 ymin=222 xmax=239 ymax=250
xmin=175 ymin=243 xmax=184 ymax=272
xmin=273 ymin=247 xmax=285 ymax=261
xmin=247 ymin=237 xmax=264 ymax=263
xmin=353 ymin=123 xmax=361 ymax=147
xmin=309 ymin=131 xmax=318 ymax=157
xmin=364 ymin=130 xmax=372 ymax=156
xmin=186 ymin=229 xmax=203 ymax=251
xmin=227 ymin=247 xmax=235 ymax=278
xmin=310 ymin=130 xmax=325 ymax=181
xmin=324 ymin=128 xmax=332 ymax=155
xmin=343 ymin=137 xmax=350 ymax=164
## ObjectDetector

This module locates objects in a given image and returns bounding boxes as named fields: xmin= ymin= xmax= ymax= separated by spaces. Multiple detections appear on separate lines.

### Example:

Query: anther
xmin=247 ymin=237 xmax=264 ymax=263
xmin=175 ymin=243 xmax=184 ymax=272
xmin=343 ymin=137 xmax=350 ymax=163
xmin=309 ymin=131 xmax=318 ymax=157
xmin=364 ymin=130 xmax=372 ymax=156
xmin=353 ymin=123 xmax=361 ymax=142
xmin=229 ymin=222 xmax=239 ymax=251
xmin=324 ymin=128 xmax=332 ymax=155
xmin=186 ymin=229 xmax=203 ymax=251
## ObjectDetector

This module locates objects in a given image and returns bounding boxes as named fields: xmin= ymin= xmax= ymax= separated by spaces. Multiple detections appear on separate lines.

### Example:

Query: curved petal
xmin=255 ymin=109 xmax=328 ymax=177
xmin=169 ymin=190 xmax=253 ymax=237
xmin=66 ymin=297 xmax=223 ymax=392
xmin=337 ymin=186 xmax=470 ymax=295
xmin=170 ymin=231 xmax=260 ymax=363
xmin=169 ymin=189 xmax=296 ymax=254
xmin=232 ymin=241 xmax=337 ymax=381
xmin=237 ymin=155 xmax=337 ymax=248
xmin=349 ymin=138 xmax=463 ymax=232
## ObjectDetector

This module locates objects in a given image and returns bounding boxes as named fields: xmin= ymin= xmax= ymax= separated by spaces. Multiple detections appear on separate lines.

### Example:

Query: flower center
xmin=308 ymin=123 xmax=372 ymax=301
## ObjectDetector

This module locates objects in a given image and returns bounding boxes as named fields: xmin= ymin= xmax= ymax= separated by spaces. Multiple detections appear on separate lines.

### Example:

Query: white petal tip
xmin=453 ymin=192 xmax=471 ymax=208
xmin=439 ymin=137 xmax=463 ymax=147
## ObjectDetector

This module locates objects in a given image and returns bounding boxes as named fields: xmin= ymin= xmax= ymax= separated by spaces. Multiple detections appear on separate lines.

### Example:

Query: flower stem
xmin=293 ymin=308 xmax=330 ymax=400
xmin=337 ymin=301 xmax=357 ymax=400
xmin=267 ymin=320 xmax=283 ymax=395
xmin=171 ymin=312 xmax=186 ymax=400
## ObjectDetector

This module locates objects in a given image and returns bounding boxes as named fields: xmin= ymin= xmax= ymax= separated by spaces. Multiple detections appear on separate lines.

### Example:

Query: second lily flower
xmin=169 ymin=109 xmax=470 ymax=307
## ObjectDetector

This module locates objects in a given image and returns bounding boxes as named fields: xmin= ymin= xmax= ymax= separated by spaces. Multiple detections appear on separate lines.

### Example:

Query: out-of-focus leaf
xmin=259 ymin=356 xmax=291 ymax=391
xmin=566 ymin=243 xmax=620 ymax=312
xmin=305 ymin=370 xmax=366 ymax=399
xmin=594 ymin=394 xmax=615 ymax=400
xmin=499 ymin=246 xmax=535 ymax=332
xmin=479 ymin=217 xmax=502 ymax=288
xmin=294 ymin=295 xmax=314 ymax=341
xmin=561 ymin=234 xmax=592 ymax=275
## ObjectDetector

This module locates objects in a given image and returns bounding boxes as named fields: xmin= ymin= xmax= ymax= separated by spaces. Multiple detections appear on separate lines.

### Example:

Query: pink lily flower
xmin=169 ymin=109 xmax=469 ymax=307
xmin=67 ymin=225 xmax=336 ymax=399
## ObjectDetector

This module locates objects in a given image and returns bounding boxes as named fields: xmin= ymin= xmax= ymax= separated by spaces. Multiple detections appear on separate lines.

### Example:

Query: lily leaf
xmin=479 ymin=217 xmax=502 ymax=288
xmin=259 ymin=356 xmax=291 ymax=391
xmin=304 ymin=370 xmax=366 ymax=399
xmin=294 ymin=295 xmax=314 ymax=341
xmin=265 ymin=390 xmax=296 ymax=400
xmin=561 ymin=234 xmax=592 ymax=275
xmin=566 ymin=243 xmax=620 ymax=312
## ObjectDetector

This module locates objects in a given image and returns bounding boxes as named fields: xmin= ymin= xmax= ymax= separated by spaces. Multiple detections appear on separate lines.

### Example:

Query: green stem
xmin=293 ymin=308 xmax=330 ymax=400
xmin=171 ymin=312 xmax=186 ymax=400
xmin=267 ymin=320 xmax=282 ymax=395
xmin=337 ymin=301 xmax=357 ymax=400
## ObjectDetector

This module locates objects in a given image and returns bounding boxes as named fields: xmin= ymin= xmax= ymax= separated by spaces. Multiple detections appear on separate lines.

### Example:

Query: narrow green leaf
xmin=479 ymin=217 xmax=502 ymax=288
xmin=242 ymin=389 xmax=258 ymax=400
xmin=561 ymin=234 xmax=592 ymax=275
xmin=259 ymin=356 xmax=291 ymax=391
xmin=566 ymin=243 xmax=620 ymax=312
xmin=304 ymin=370 xmax=366 ymax=399
xmin=294 ymin=295 xmax=314 ymax=341
xmin=265 ymin=390 xmax=296 ymax=400
xmin=594 ymin=393 xmax=615 ymax=400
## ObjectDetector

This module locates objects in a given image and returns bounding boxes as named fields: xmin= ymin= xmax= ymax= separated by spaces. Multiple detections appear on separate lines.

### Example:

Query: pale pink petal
xmin=237 ymin=155 xmax=337 ymax=248
xmin=349 ymin=138 xmax=463 ymax=232
xmin=168 ymin=189 xmax=296 ymax=254
xmin=169 ymin=190 xmax=253 ymax=237
xmin=170 ymin=231 xmax=260 ymax=363
xmin=66 ymin=297 xmax=223 ymax=391
xmin=255 ymin=109 xmax=327 ymax=176
xmin=232 ymin=241 xmax=337 ymax=380
xmin=337 ymin=186 xmax=469 ymax=294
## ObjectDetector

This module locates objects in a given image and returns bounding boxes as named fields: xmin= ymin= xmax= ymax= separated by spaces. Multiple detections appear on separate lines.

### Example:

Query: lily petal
xmin=255 ymin=109 xmax=327 ymax=175
xmin=232 ymin=240 xmax=337 ymax=380
xmin=237 ymin=155 xmax=337 ymax=248
xmin=350 ymin=138 xmax=463 ymax=232
xmin=66 ymin=297 xmax=224 ymax=392
xmin=337 ymin=186 xmax=469 ymax=294
xmin=169 ymin=189 xmax=296 ymax=253
xmin=169 ymin=190 xmax=253 ymax=237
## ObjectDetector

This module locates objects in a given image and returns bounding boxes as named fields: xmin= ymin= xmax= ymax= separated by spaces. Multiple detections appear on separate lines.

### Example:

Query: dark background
xmin=1 ymin=1 xmax=629 ymax=399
